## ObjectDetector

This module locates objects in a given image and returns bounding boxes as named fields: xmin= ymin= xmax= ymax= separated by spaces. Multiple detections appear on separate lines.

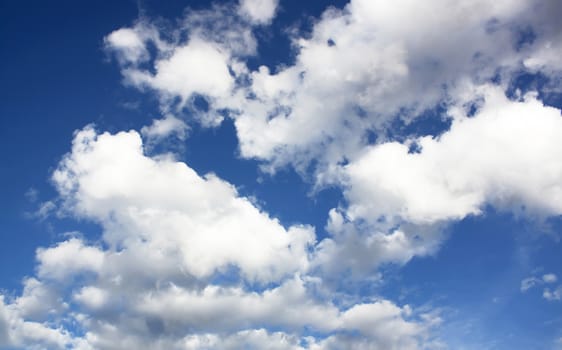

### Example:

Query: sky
xmin=0 ymin=0 xmax=562 ymax=349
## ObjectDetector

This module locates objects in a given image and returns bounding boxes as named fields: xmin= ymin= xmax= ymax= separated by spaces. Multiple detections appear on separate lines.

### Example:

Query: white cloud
xmin=543 ymin=273 xmax=558 ymax=284
xmin=135 ymin=276 xmax=340 ymax=333
xmin=343 ymin=86 xmax=562 ymax=227
xmin=52 ymin=126 xmax=314 ymax=283
xmin=229 ymin=0 xmax=537 ymax=171
xmin=0 ymin=250 xmax=437 ymax=349
xmin=0 ymin=298 xmax=10 ymax=347
xmin=7 ymin=1 xmax=562 ymax=347
xmin=105 ymin=7 xmax=258 ymax=127
xmin=104 ymin=27 xmax=149 ymax=65
xmin=543 ymin=286 xmax=562 ymax=301
xmin=73 ymin=286 xmax=110 ymax=311
xmin=0 ymin=296 xmax=81 ymax=350
xmin=104 ymin=0 xmax=562 ymax=177
xmin=0 ymin=124 xmax=443 ymax=348
xmin=13 ymin=278 xmax=66 ymax=319
xmin=341 ymin=301 xmax=420 ymax=340
xmin=95 ymin=3 xmax=562 ymax=334
xmin=521 ymin=277 xmax=540 ymax=292
xmin=36 ymin=238 xmax=105 ymax=282
xmin=238 ymin=0 xmax=279 ymax=24
xmin=177 ymin=329 xmax=306 ymax=350
xmin=141 ymin=115 xmax=189 ymax=142
xmin=313 ymin=85 xmax=562 ymax=274
xmin=125 ymin=39 xmax=234 ymax=110
xmin=102 ymin=0 xmax=562 ymax=183
xmin=312 ymin=209 xmax=445 ymax=278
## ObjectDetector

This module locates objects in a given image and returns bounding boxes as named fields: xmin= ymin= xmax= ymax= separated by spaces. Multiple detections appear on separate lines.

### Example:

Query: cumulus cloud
xmin=312 ymin=209 xmax=445 ymax=280
xmin=52 ymin=126 xmax=314 ymax=282
xmin=0 ymin=126 xmax=445 ymax=349
xmin=233 ymin=0 xmax=529 ymax=169
xmin=238 ymin=0 xmax=279 ymax=24
xmin=172 ymin=329 xmax=307 ymax=350
xmin=6 ymin=0 xmax=562 ymax=347
xmin=0 ymin=300 xmax=10 ymax=347
xmin=104 ymin=24 xmax=160 ymax=65
xmin=343 ymin=86 xmax=562 ymax=227
xmin=105 ymin=28 xmax=147 ymax=63
xmin=140 ymin=115 xmax=189 ymax=142
xmin=543 ymin=286 xmax=562 ymax=301
xmin=126 ymin=39 xmax=234 ymax=106
xmin=543 ymin=273 xmax=558 ymax=284
xmin=0 ymin=296 xmax=81 ymax=350
xmin=107 ymin=0 xmax=562 ymax=173
xmin=36 ymin=238 xmax=105 ymax=281
xmin=13 ymin=278 xmax=66 ymax=320
xmin=0 ymin=275 xmax=434 ymax=349
xmin=307 ymin=86 xmax=559 ymax=275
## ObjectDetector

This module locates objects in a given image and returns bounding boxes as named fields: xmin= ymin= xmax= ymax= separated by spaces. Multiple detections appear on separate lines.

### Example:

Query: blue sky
xmin=1 ymin=0 xmax=562 ymax=349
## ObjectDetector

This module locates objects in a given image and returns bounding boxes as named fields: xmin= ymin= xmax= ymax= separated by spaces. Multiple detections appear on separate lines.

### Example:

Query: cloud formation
xmin=343 ymin=86 xmax=562 ymax=226
xmin=0 ymin=128 xmax=440 ymax=349
xmin=238 ymin=0 xmax=279 ymax=24
xmin=105 ymin=0 xmax=562 ymax=174
xmin=3 ymin=0 xmax=562 ymax=348
xmin=521 ymin=272 xmax=562 ymax=302
xmin=53 ymin=127 xmax=314 ymax=283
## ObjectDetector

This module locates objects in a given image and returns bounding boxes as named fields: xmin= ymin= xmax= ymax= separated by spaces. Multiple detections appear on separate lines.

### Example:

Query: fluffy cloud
xmin=312 ymin=209 xmax=445 ymax=280
xmin=167 ymin=329 xmax=307 ymax=350
xmin=0 ymin=126 xmax=442 ymax=349
xmin=309 ymin=85 xmax=562 ymax=275
xmin=100 ymin=0 xmax=562 ymax=279
xmin=52 ymin=126 xmax=314 ymax=283
xmin=12 ymin=278 xmax=66 ymax=319
xmin=0 ymin=296 xmax=80 ymax=350
xmin=0 ymin=275 xmax=433 ymax=349
xmin=543 ymin=286 xmax=562 ymax=301
xmin=104 ymin=28 xmax=149 ymax=64
xmin=6 ymin=0 xmax=562 ymax=347
xmin=0 ymin=300 xmax=9 ymax=347
xmin=233 ymin=0 xmax=529 ymax=169
xmin=36 ymin=238 xmax=105 ymax=282
xmin=104 ymin=0 xmax=562 ymax=181
xmin=543 ymin=274 xmax=558 ymax=284
xmin=81 ymin=328 xmax=307 ymax=350
xmin=141 ymin=115 xmax=189 ymax=142
xmin=238 ymin=0 xmax=279 ymax=24
xmin=126 ymin=39 xmax=234 ymax=105
xmin=343 ymin=86 xmax=562 ymax=226
xmin=41 ymin=123 xmax=440 ymax=348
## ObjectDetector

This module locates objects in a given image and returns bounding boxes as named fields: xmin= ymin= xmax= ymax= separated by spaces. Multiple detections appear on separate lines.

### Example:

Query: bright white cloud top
xmin=1 ymin=0 xmax=562 ymax=349
xmin=344 ymin=86 xmax=562 ymax=225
